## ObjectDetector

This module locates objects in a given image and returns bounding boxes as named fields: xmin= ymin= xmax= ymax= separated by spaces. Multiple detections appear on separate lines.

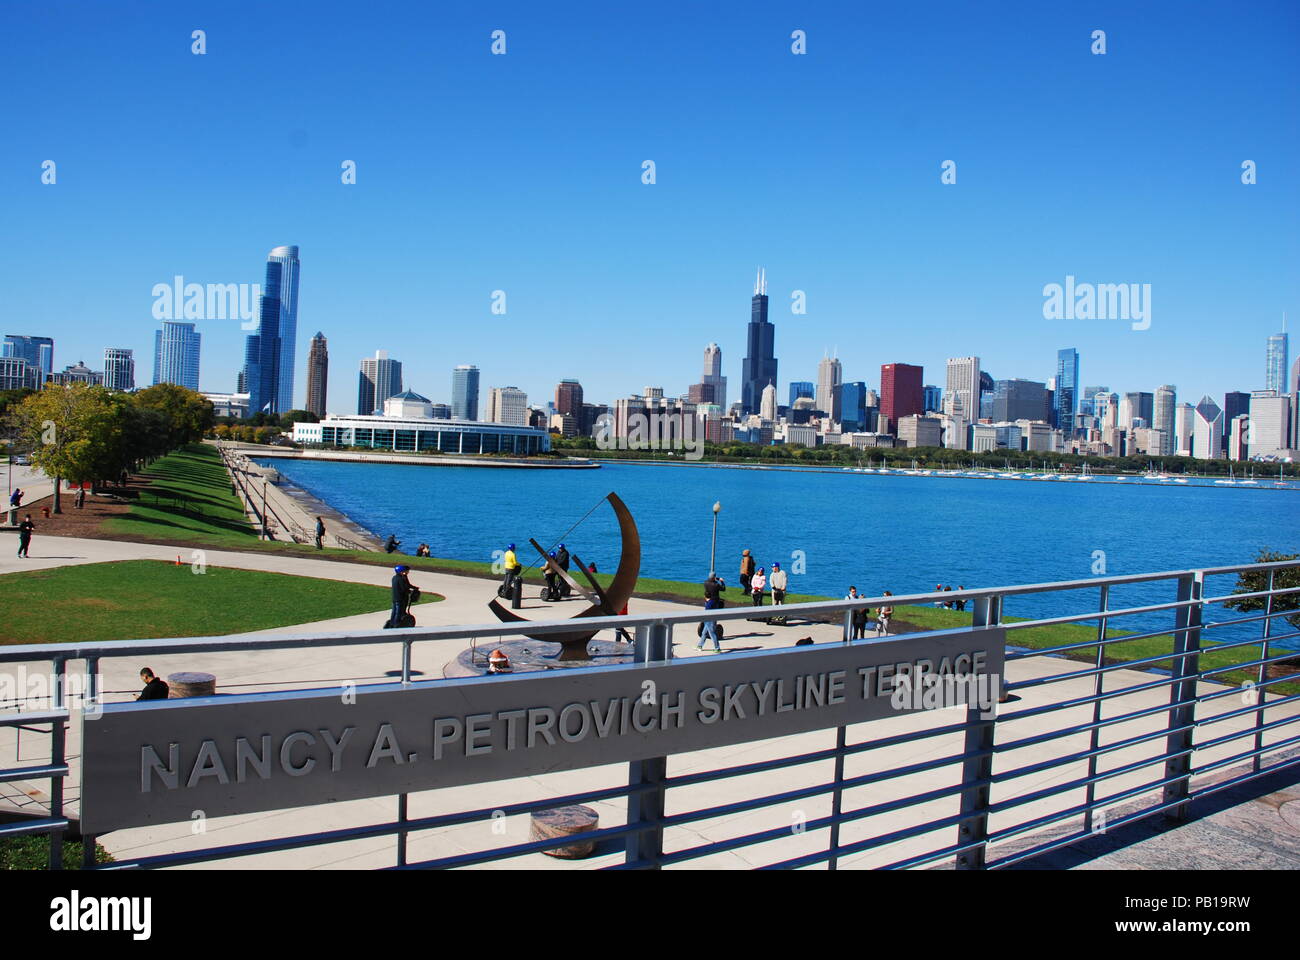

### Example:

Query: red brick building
xmin=880 ymin=363 xmax=924 ymax=434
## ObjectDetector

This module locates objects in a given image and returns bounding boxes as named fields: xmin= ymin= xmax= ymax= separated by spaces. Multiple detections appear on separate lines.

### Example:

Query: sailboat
xmin=1214 ymin=464 xmax=1238 ymax=486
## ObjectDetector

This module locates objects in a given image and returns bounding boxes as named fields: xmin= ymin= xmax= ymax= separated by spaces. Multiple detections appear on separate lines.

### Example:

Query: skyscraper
xmin=452 ymin=364 xmax=480 ymax=420
xmin=152 ymin=321 xmax=201 ymax=390
xmin=1055 ymin=348 xmax=1079 ymax=431
xmin=306 ymin=332 xmax=328 ymax=418
xmin=1153 ymin=385 xmax=1177 ymax=456
xmin=487 ymin=386 xmax=528 ymax=426
xmin=741 ymin=269 xmax=777 ymax=416
xmin=358 ymin=350 xmax=402 ymax=415
xmin=702 ymin=343 xmax=727 ymax=412
xmin=103 ymin=347 xmax=135 ymax=392
xmin=243 ymin=245 xmax=301 ymax=416
xmin=556 ymin=379 xmax=584 ymax=416
xmin=789 ymin=381 xmax=814 ymax=408
xmin=1081 ymin=386 xmax=1109 ymax=417
xmin=880 ymin=363 xmax=924 ymax=433
xmin=2 ymin=335 xmax=55 ymax=379
xmin=992 ymin=379 xmax=1050 ymax=423
xmin=1222 ymin=391 xmax=1250 ymax=450
xmin=816 ymin=353 xmax=842 ymax=423
xmin=1266 ymin=329 xmax=1289 ymax=395
xmin=760 ymin=382 xmax=777 ymax=421
xmin=945 ymin=357 xmax=980 ymax=418
xmin=1123 ymin=391 xmax=1154 ymax=430
xmin=840 ymin=381 xmax=868 ymax=431
xmin=1193 ymin=396 xmax=1224 ymax=460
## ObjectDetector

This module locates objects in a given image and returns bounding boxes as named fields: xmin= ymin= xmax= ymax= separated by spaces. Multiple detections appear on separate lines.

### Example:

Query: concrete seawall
xmin=225 ymin=444 xmax=600 ymax=469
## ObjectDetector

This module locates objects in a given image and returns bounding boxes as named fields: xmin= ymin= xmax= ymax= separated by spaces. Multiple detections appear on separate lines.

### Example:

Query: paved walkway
xmin=1 ymin=536 xmax=1297 ymax=870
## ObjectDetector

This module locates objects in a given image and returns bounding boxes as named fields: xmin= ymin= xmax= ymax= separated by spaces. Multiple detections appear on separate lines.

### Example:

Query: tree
xmin=10 ymin=384 xmax=128 ymax=509
xmin=1224 ymin=550 xmax=1300 ymax=630
xmin=279 ymin=409 xmax=319 ymax=428
xmin=134 ymin=383 xmax=214 ymax=449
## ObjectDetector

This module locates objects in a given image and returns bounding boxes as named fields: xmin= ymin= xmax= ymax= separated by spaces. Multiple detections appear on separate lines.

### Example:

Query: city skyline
xmin=4 ymin=2 xmax=1296 ymax=413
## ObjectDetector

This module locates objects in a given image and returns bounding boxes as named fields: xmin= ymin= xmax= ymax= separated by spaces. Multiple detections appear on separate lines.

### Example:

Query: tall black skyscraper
xmin=741 ymin=268 xmax=777 ymax=415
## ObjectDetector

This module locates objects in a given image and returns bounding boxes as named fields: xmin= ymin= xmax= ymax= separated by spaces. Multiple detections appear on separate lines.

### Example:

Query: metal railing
xmin=1 ymin=559 xmax=1297 ymax=870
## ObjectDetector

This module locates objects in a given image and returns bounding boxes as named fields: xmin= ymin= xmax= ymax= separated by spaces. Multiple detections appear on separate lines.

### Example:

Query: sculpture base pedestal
xmin=445 ymin=636 xmax=637 ymax=677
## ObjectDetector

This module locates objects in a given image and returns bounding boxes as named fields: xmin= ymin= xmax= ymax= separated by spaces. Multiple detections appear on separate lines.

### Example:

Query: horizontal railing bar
xmin=1192 ymin=692 xmax=1300 ymax=728
xmin=1189 ymin=751 xmax=1300 ymax=799
xmin=0 ymin=763 xmax=68 ymax=785
xmin=998 ymin=672 xmax=1181 ymax=722
xmin=1002 ymin=599 xmax=1192 ymax=634
xmin=1201 ymin=584 xmax=1300 ymax=607
xmin=984 ymin=775 xmax=1175 ymax=849
xmin=995 ymin=697 xmax=1190 ymax=754
xmin=1196 ymin=646 xmax=1300 ymax=680
xmin=1196 ymin=670 xmax=1300 ymax=704
xmin=989 ymin=748 xmax=1189 ymax=817
xmin=0 ymin=709 xmax=69 ymax=727
xmin=1004 ymin=625 xmax=1177 ymax=662
xmin=993 ymin=722 xmax=1193 ymax=786
xmin=0 ymin=817 xmax=69 ymax=839
xmin=1193 ymin=729 xmax=1300 ymax=767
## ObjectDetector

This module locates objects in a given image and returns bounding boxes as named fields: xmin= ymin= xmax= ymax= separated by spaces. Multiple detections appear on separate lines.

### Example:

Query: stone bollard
xmin=167 ymin=671 xmax=217 ymax=698
xmin=530 ymin=804 xmax=599 ymax=859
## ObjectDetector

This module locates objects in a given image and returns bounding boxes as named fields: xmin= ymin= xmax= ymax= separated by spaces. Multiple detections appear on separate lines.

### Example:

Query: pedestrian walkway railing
xmin=1 ymin=559 xmax=1297 ymax=869
xmin=217 ymin=443 xmax=309 ymax=544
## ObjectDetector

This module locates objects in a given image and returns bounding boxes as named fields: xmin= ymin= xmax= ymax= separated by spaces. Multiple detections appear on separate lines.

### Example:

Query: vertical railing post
xmin=827 ymin=725 xmax=847 ymax=870
xmin=49 ymin=656 xmax=66 ymax=870
xmin=626 ymin=621 xmax=670 ymax=868
xmin=1163 ymin=572 xmax=1203 ymax=822
xmin=956 ymin=594 xmax=1001 ymax=869
xmin=1252 ymin=570 xmax=1275 ymax=774
xmin=1083 ymin=584 xmax=1110 ymax=834
xmin=81 ymin=656 xmax=100 ymax=869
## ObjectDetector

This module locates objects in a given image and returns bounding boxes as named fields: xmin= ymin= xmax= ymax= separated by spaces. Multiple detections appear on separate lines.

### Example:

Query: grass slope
xmin=0 ymin=560 xmax=438 ymax=644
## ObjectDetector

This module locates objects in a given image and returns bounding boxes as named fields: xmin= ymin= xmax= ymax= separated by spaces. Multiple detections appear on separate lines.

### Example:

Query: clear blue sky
xmin=3 ymin=0 xmax=1296 ymax=413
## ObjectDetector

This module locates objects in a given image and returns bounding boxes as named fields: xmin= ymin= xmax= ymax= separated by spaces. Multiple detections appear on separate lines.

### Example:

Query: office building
xmin=1192 ymin=396 xmax=1224 ymax=460
xmin=103 ymin=348 xmax=135 ymax=392
xmin=0 ymin=357 xmax=39 ymax=391
xmin=1228 ymin=415 xmax=1250 ymax=461
xmin=487 ymin=386 xmax=529 ymax=426
xmin=760 ymin=382 xmax=778 ymax=421
xmin=555 ymin=379 xmax=584 ymax=417
xmin=880 ymin=363 xmax=924 ymax=434
xmin=945 ymin=357 xmax=980 ymax=419
xmin=305 ymin=332 xmax=328 ymax=418
xmin=2 ymin=335 xmax=55 ymax=379
xmin=243 ymin=245 xmax=301 ymax=416
xmin=1249 ymin=391 xmax=1292 ymax=456
xmin=204 ymin=392 xmax=251 ymax=419
xmin=992 ymin=379 xmax=1050 ymax=423
xmin=1174 ymin=402 xmax=1196 ymax=456
xmin=1266 ymin=330 xmax=1289 ymax=395
xmin=153 ymin=320 xmax=201 ymax=390
xmin=789 ymin=381 xmax=814 ymax=409
xmin=741 ymin=268 xmax=777 ymax=415
xmin=816 ymin=354 xmax=842 ymax=424
xmin=839 ymin=381 xmax=868 ymax=432
xmin=923 ymin=385 xmax=942 ymax=413
xmin=1122 ymin=392 xmax=1154 ymax=433
xmin=701 ymin=343 xmax=727 ymax=412
xmin=48 ymin=361 xmax=102 ymax=386
xmin=451 ymin=364 xmax=480 ymax=420
xmin=1081 ymin=385 xmax=1109 ymax=417
xmin=1054 ymin=348 xmax=1079 ymax=431
xmin=1222 ymin=391 xmax=1250 ymax=451
xmin=357 ymin=350 xmax=402 ymax=416
xmin=1153 ymin=385 xmax=1177 ymax=457
xmin=896 ymin=415 xmax=943 ymax=448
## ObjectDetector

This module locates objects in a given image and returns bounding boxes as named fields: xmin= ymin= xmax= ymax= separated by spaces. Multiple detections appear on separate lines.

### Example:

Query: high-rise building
xmin=816 ymin=354 xmax=842 ymax=424
xmin=306 ymin=332 xmax=328 ymax=418
xmin=741 ymin=268 xmax=777 ymax=415
xmin=1174 ymin=402 xmax=1196 ymax=456
xmin=944 ymin=357 xmax=980 ymax=420
xmin=153 ymin=320 xmax=201 ymax=390
xmin=452 ymin=364 xmax=480 ymax=420
xmin=1081 ymin=385 xmax=1109 ymax=417
xmin=923 ymin=385 xmax=942 ymax=413
xmin=0 ymin=357 xmax=40 ymax=391
xmin=789 ymin=381 xmax=814 ymax=408
xmin=1193 ymin=396 xmax=1224 ymax=460
xmin=760 ymin=382 xmax=778 ymax=421
xmin=103 ymin=348 xmax=135 ymax=392
xmin=880 ymin=363 xmax=924 ymax=434
xmin=487 ymin=386 xmax=528 ymax=426
xmin=1265 ymin=329 xmax=1289 ymax=395
xmin=357 ymin=350 xmax=402 ymax=415
xmin=2 ymin=335 xmax=54 ymax=379
xmin=243 ymin=245 xmax=301 ymax=417
xmin=992 ymin=379 xmax=1050 ymax=423
xmin=555 ymin=379 xmax=584 ymax=417
xmin=1153 ymin=385 xmax=1177 ymax=457
xmin=702 ymin=343 xmax=727 ymax=412
xmin=839 ymin=382 xmax=868 ymax=432
xmin=1122 ymin=392 xmax=1154 ymax=432
xmin=1222 ymin=391 xmax=1251 ymax=451
xmin=1249 ymin=391 xmax=1292 ymax=456
xmin=1055 ymin=348 xmax=1079 ymax=431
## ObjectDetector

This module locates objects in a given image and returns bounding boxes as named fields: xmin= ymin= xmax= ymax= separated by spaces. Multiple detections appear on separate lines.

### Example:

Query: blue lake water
xmin=257 ymin=458 xmax=1300 ymax=649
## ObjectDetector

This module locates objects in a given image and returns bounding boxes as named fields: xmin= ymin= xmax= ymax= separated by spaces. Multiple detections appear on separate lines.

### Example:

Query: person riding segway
xmin=542 ymin=550 xmax=562 ymax=601
xmin=385 ymin=564 xmax=420 ymax=628
xmin=497 ymin=543 xmax=522 ymax=598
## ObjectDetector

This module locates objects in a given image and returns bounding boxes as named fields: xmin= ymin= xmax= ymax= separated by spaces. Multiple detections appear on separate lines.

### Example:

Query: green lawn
xmin=0 ymin=559 xmax=439 ymax=644
xmin=79 ymin=445 xmax=1296 ymax=694
xmin=0 ymin=834 xmax=113 ymax=870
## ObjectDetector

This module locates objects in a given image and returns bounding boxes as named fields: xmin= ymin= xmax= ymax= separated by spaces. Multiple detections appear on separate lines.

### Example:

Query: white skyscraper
xmin=1174 ymin=402 xmax=1196 ymax=456
xmin=487 ymin=386 xmax=528 ymax=426
xmin=1192 ymin=396 xmax=1224 ymax=460
xmin=1249 ymin=391 xmax=1292 ymax=456
xmin=945 ymin=356 xmax=981 ymax=418
xmin=103 ymin=347 xmax=135 ymax=392
xmin=702 ymin=343 xmax=727 ymax=411
xmin=816 ymin=353 xmax=842 ymax=423
xmin=1154 ymin=385 xmax=1176 ymax=457
xmin=358 ymin=350 xmax=402 ymax=415
xmin=760 ymin=382 xmax=777 ymax=421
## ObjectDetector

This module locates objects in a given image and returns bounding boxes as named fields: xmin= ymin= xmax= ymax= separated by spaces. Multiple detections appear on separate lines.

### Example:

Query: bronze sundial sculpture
xmin=487 ymin=492 xmax=641 ymax=661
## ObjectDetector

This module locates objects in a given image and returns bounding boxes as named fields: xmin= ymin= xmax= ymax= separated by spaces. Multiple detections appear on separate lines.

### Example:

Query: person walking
xmin=875 ymin=591 xmax=894 ymax=636
xmin=75 ymin=486 xmax=86 ymax=509
xmin=136 ymin=668 xmax=169 ymax=701
xmin=315 ymin=516 xmax=326 ymax=549
xmin=698 ymin=590 xmax=723 ymax=653
xmin=851 ymin=601 xmax=869 ymax=640
xmin=750 ymin=567 xmax=767 ymax=609
xmin=769 ymin=562 xmax=788 ymax=624
xmin=16 ymin=514 xmax=34 ymax=558
xmin=739 ymin=549 xmax=755 ymax=592
xmin=556 ymin=543 xmax=571 ymax=597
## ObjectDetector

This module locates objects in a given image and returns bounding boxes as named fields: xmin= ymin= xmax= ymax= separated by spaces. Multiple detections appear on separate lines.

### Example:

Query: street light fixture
xmin=709 ymin=501 xmax=721 ymax=576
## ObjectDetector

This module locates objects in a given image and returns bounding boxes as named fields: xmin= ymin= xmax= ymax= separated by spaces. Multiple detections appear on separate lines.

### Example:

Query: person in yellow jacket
xmin=500 ymin=543 xmax=522 ymax=595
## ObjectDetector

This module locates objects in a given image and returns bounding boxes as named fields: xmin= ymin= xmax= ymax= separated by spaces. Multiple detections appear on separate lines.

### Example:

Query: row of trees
xmin=6 ymin=383 xmax=215 ymax=510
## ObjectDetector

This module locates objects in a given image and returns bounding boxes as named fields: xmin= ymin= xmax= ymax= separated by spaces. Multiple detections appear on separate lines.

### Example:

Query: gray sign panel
xmin=80 ymin=627 xmax=1004 ymax=833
